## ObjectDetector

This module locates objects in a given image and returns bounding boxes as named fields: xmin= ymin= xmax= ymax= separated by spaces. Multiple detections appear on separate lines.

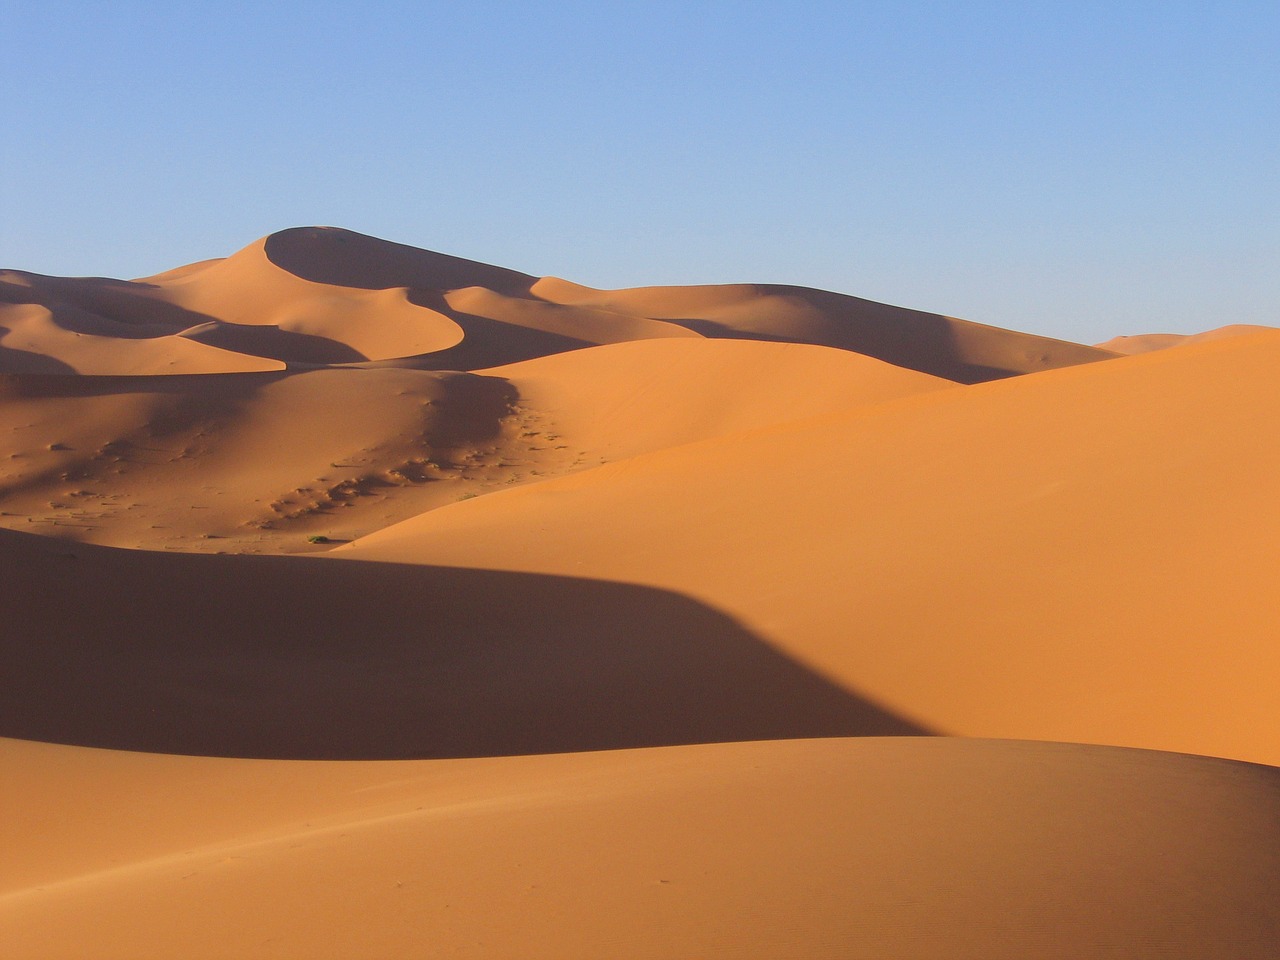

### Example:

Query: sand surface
xmin=2 ymin=227 xmax=1276 ymax=955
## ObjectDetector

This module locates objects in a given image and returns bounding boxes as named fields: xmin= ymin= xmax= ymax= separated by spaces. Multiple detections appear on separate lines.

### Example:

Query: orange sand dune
xmin=1 ymin=227 xmax=1275 ymax=958
xmin=1096 ymin=323 xmax=1275 ymax=354
xmin=533 ymin=274 xmax=1117 ymax=381
xmin=2 ymin=226 xmax=1116 ymax=379
xmin=0 ymin=273 xmax=285 ymax=374
xmin=3 ymin=736 xmax=1277 ymax=959
xmin=481 ymin=337 xmax=956 ymax=463
xmin=0 ymin=366 xmax=519 ymax=552
xmin=0 ymin=338 xmax=947 ymax=553
xmin=344 ymin=331 xmax=1280 ymax=764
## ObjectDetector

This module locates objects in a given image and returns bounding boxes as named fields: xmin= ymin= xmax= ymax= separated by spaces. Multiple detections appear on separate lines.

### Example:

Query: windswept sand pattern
xmin=2 ymin=228 xmax=1277 ymax=957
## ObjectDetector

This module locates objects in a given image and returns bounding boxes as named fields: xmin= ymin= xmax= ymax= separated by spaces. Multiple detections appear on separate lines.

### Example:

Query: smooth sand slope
xmin=344 ymin=331 xmax=1280 ymax=765
xmin=3 ymin=736 xmax=1278 ymax=959
xmin=1 ymin=227 xmax=1276 ymax=957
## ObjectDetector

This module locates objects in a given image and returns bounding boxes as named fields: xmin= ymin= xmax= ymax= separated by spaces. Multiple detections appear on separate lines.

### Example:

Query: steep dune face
xmin=344 ymin=331 xmax=1280 ymax=765
xmin=147 ymin=235 xmax=467 ymax=362
xmin=256 ymin=225 xmax=538 ymax=294
xmin=3 ymin=737 xmax=1278 ymax=959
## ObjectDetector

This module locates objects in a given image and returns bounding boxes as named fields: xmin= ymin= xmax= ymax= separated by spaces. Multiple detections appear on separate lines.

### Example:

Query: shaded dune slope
xmin=533 ymin=275 xmax=1117 ymax=382
xmin=3 ymin=737 xmax=1277 ymax=959
xmin=344 ymin=331 xmax=1280 ymax=765
xmin=0 ymin=527 xmax=922 ymax=758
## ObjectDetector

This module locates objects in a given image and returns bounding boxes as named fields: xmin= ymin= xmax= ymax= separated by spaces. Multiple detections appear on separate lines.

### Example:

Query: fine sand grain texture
xmin=1 ymin=228 xmax=1277 ymax=957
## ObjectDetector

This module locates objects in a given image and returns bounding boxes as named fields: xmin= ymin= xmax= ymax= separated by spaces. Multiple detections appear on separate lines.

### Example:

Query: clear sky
xmin=2 ymin=1 xmax=1276 ymax=344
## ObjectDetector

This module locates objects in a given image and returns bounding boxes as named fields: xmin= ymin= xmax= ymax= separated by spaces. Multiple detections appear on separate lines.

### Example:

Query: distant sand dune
xmin=2 ymin=226 xmax=1117 ymax=378
xmin=1096 ymin=323 xmax=1275 ymax=354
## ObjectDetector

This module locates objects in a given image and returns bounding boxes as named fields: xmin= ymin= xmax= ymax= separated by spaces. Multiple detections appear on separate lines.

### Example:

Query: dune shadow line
xmin=0 ymin=533 xmax=926 ymax=759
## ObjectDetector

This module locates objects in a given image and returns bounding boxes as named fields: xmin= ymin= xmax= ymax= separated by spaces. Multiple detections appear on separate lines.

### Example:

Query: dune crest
xmin=1096 ymin=323 xmax=1275 ymax=354
xmin=3 ymin=226 xmax=1116 ymax=379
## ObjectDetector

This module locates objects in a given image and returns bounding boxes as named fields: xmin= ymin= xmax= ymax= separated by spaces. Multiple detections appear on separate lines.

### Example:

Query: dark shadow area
xmin=0 ymin=368 xmax=290 ymax=401
xmin=650 ymin=287 xmax=1020 ymax=384
xmin=264 ymin=227 xmax=538 ymax=296
xmin=178 ymin=320 xmax=368 ymax=365
xmin=3 ymin=269 xmax=229 ymax=334
xmin=401 ymin=289 xmax=597 ymax=370
xmin=762 ymin=286 xmax=1110 ymax=382
xmin=0 ymin=528 xmax=927 ymax=759
xmin=426 ymin=370 xmax=519 ymax=447
xmin=3 ymin=271 xmax=369 ymax=366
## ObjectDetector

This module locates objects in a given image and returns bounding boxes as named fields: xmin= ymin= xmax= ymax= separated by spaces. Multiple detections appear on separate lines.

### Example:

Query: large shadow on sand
xmin=0 ymin=530 xmax=925 ymax=759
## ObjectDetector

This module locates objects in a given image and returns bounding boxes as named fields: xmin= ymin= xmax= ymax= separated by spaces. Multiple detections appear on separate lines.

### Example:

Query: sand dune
xmin=1096 ymin=323 xmax=1275 ymax=354
xmin=533 ymin=274 xmax=1118 ymax=381
xmin=3 ymin=737 xmax=1277 ymax=959
xmin=0 ymin=366 xmax=519 ymax=552
xmin=481 ymin=337 xmax=956 ymax=464
xmin=2 ymin=226 xmax=1115 ymax=379
xmin=344 ymin=330 xmax=1280 ymax=765
xmin=0 ymin=338 xmax=948 ymax=553
xmin=2 ymin=227 xmax=1277 ymax=956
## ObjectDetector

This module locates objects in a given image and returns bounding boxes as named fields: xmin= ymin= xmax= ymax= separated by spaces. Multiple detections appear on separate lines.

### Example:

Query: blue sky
xmin=2 ymin=1 xmax=1275 ymax=343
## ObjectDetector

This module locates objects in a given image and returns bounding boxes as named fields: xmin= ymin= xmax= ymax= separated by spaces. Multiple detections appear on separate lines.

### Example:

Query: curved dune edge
xmin=480 ymin=337 xmax=957 ymax=462
xmin=2 ymin=737 xmax=1277 ymax=959
xmin=341 ymin=331 xmax=1280 ymax=765
xmin=2 ymin=226 xmax=1119 ymax=378
xmin=1096 ymin=323 xmax=1275 ymax=354
xmin=529 ymin=274 xmax=1119 ymax=381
